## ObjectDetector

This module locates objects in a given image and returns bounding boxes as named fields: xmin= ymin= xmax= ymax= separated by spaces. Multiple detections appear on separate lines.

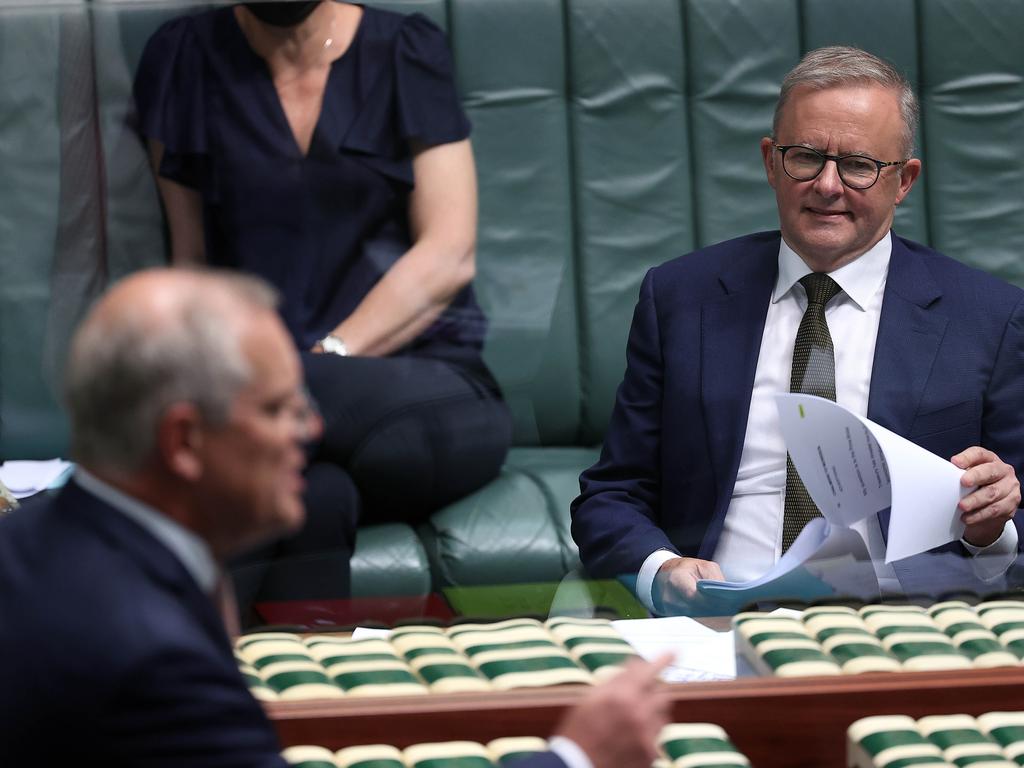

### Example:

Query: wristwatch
xmin=319 ymin=333 xmax=349 ymax=357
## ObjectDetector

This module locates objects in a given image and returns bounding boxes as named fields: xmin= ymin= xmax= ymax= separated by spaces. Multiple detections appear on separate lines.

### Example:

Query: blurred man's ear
xmin=158 ymin=402 xmax=205 ymax=481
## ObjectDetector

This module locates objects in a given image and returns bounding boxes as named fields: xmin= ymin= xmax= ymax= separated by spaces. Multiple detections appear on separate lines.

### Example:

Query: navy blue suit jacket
xmin=572 ymin=232 xmax=1024 ymax=595
xmin=0 ymin=481 xmax=570 ymax=767
xmin=0 ymin=480 xmax=288 ymax=766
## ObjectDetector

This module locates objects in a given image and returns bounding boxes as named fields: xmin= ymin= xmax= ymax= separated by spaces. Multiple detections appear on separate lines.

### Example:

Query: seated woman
xmin=133 ymin=0 xmax=512 ymax=611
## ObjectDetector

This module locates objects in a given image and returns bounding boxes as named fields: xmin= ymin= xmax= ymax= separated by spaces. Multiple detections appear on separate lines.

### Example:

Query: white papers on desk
xmin=361 ymin=619 xmax=737 ymax=682
xmin=351 ymin=627 xmax=392 ymax=640
xmin=613 ymin=617 xmax=735 ymax=682
xmin=697 ymin=395 xmax=970 ymax=601
xmin=0 ymin=459 xmax=73 ymax=498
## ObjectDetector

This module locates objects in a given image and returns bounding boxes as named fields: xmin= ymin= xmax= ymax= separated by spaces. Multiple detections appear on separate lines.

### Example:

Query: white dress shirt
xmin=74 ymin=468 xmax=218 ymax=594
xmin=637 ymin=232 xmax=1016 ymax=611
xmin=548 ymin=736 xmax=593 ymax=768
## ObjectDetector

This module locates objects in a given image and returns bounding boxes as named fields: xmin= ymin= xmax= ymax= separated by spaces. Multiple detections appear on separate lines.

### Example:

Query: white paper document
xmin=612 ymin=616 xmax=736 ymax=681
xmin=698 ymin=394 xmax=971 ymax=600
xmin=352 ymin=627 xmax=392 ymax=640
xmin=0 ymin=459 xmax=74 ymax=499
xmin=362 ymin=619 xmax=737 ymax=682
xmin=775 ymin=393 xmax=969 ymax=562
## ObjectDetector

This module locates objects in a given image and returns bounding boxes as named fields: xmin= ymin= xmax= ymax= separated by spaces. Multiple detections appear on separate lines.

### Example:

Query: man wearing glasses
xmin=0 ymin=269 xmax=317 ymax=763
xmin=572 ymin=46 xmax=1024 ymax=613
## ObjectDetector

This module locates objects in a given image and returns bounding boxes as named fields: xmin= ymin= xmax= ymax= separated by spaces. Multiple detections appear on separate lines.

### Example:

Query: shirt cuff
xmin=962 ymin=521 xmax=1018 ymax=582
xmin=548 ymin=736 xmax=594 ymax=768
xmin=637 ymin=549 xmax=681 ymax=614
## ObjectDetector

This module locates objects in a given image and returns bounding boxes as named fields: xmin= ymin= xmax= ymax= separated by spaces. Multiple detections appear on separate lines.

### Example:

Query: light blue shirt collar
xmin=74 ymin=468 xmax=218 ymax=594
xmin=774 ymin=231 xmax=892 ymax=310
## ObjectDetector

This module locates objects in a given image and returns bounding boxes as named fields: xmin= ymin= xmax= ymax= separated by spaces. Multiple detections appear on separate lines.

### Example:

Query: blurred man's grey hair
xmin=65 ymin=270 xmax=278 ymax=473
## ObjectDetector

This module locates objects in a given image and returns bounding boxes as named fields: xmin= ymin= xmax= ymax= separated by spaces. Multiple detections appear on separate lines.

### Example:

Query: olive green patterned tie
xmin=781 ymin=272 xmax=843 ymax=552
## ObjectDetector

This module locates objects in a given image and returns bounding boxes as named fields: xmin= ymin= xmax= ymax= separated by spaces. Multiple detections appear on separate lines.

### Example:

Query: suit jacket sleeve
xmin=985 ymin=294 xmax=1024 ymax=539
xmin=571 ymin=269 xmax=680 ymax=578
xmin=521 ymin=752 xmax=570 ymax=768
xmin=108 ymin=642 xmax=288 ymax=767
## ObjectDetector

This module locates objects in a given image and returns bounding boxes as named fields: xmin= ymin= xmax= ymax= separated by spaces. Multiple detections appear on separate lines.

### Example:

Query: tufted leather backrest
xmin=1 ymin=0 xmax=1023 ymax=459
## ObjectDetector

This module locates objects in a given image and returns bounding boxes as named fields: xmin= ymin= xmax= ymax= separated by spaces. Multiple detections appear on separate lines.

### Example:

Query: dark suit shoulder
xmin=896 ymin=235 xmax=1021 ymax=288
xmin=645 ymin=231 xmax=780 ymax=303
xmin=652 ymin=231 xmax=780 ymax=276
xmin=0 ymin=488 xmax=280 ymax=764
xmin=892 ymin=235 xmax=1024 ymax=316
xmin=0 ymin=491 xmax=201 ymax=671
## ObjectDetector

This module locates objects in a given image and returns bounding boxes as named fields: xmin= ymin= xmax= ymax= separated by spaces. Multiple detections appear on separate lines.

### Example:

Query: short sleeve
xmin=393 ymin=13 xmax=471 ymax=146
xmin=132 ymin=15 xmax=210 ymax=190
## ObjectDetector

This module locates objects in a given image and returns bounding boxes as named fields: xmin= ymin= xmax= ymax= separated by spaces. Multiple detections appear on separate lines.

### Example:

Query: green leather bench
xmin=2 ymin=0 xmax=1023 ymax=599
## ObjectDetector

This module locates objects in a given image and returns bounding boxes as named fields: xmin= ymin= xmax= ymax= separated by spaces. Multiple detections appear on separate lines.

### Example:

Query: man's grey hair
xmin=65 ymin=270 xmax=279 ymax=473
xmin=773 ymin=46 xmax=919 ymax=157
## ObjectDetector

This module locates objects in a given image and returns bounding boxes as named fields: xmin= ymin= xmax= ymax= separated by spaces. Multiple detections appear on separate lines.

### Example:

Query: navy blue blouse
xmin=134 ymin=4 xmax=486 ymax=361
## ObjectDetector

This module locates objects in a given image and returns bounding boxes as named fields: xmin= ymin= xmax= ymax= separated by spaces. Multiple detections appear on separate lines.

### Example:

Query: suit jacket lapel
xmin=867 ymin=237 xmax=947 ymax=436
xmin=867 ymin=236 xmax=946 ymax=541
xmin=700 ymin=239 xmax=777 ymax=553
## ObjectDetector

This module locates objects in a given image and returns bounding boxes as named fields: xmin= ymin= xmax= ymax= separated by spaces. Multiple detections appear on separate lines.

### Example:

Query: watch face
xmin=323 ymin=336 xmax=347 ymax=356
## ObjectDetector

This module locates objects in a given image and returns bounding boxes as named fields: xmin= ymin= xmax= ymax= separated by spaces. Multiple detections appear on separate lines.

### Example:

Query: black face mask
xmin=242 ymin=1 xmax=322 ymax=27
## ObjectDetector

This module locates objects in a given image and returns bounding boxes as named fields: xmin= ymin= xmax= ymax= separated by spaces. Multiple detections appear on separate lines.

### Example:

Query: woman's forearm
xmin=329 ymin=236 xmax=475 ymax=356
xmin=147 ymin=140 xmax=207 ymax=265
xmin=323 ymin=139 xmax=478 ymax=356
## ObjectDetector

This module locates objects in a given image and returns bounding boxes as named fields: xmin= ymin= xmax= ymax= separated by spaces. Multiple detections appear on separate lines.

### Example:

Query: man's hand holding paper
xmin=776 ymin=393 xmax=973 ymax=563
xmin=654 ymin=397 xmax=1020 ymax=612
xmin=653 ymin=557 xmax=728 ymax=614
xmin=953 ymin=446 xmax=1021 ymax=547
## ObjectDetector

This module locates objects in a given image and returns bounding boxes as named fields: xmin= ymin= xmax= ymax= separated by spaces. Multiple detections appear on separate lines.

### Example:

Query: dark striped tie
xmin=781 ymin=272 xmax=842 ymax=552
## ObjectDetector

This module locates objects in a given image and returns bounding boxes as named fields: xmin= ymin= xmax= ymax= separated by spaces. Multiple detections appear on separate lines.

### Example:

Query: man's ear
xmin=760 ymin=137 xmax=778 ymax=189
xmin=157 ymin=402 xmax=205 ymax=481
xmin=895 ymin=158 xmax=922 ymax=205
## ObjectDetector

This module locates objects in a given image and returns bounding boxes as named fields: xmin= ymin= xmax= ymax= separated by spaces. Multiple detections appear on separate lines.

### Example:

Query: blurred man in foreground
xmin=0 ymin=268 xmax=672 ymax=767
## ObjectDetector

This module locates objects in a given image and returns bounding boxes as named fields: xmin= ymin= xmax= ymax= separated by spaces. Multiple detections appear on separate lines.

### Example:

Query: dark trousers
xmin=232 ymin=352 xmax=512 ymax=619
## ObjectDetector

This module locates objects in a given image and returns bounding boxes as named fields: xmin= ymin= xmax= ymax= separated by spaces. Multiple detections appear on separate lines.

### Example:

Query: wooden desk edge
xmin=268 ymin=666 xmax=1024 ymax=767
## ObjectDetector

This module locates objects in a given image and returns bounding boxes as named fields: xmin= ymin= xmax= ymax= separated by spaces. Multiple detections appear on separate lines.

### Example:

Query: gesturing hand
xmin=554 ymin=653 xmax=674 ymax=768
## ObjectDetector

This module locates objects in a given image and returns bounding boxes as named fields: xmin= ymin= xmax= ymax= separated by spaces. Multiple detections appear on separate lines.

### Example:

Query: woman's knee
xmin=281 ymin=461 xmax=361 ymax=556
xmin=350 ymin=395 xmax=512 ymax=516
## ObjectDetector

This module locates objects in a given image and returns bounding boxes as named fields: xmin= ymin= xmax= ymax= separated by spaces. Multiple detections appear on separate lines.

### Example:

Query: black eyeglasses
xmin=774 ymin=144 xmax=908 ymax=190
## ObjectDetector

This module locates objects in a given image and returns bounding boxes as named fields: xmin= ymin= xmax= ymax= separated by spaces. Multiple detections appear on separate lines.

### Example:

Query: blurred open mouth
xmin=283 ymin=464 xmax=306 ymax=494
